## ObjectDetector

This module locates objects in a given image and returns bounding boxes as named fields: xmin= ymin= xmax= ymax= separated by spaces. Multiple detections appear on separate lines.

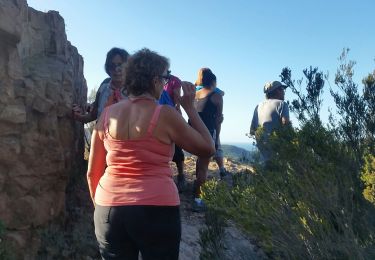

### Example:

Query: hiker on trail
xmin=87 ymin=48 xmax=214 ymax=259
xmin=72 ymin=47 xmax=129 ymax=123
xmin=195 ymin=69 xmax=227 ymax=178
xmin=159 ymin=75 xmax=186 ymax=192
xmin=193 ymin=68 xmax=223 ymax=212
xmin=249 ymin=80 xmax=290 ymax=161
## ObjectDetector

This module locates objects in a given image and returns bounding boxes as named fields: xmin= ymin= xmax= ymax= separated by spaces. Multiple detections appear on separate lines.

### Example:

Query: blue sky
xmin=27 ymin=0 xmax=375 ymax=143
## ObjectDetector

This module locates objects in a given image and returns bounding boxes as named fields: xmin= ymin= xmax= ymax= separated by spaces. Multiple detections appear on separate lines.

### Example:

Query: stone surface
xmin=0 ymin=0 xmax=87 ymax=257
xmin=0 ymin=104 xmax=26 ymax=123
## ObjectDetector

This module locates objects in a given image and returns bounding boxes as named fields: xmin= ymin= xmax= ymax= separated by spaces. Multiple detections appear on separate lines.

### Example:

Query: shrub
xmin=361 ymin=154 xmax=375 ymax=205
xmin=202 ymin=122 xmax=375 ymax=259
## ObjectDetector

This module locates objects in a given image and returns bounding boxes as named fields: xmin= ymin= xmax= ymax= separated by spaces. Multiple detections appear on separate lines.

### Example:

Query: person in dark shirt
xmin=193 ymin=68 xmax=223 ymax=211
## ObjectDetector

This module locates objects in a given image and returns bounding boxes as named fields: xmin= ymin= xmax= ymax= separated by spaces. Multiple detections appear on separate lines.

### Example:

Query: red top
xmin=94 ymin=101 xmax=179 ymax=206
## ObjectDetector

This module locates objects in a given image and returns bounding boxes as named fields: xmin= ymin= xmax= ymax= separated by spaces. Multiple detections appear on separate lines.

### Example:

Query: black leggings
xmin=94 ymin=205 xmax=181 ymax=260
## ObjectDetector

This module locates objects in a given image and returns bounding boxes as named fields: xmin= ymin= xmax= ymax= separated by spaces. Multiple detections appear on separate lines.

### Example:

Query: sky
xmin=27 ymin=0 xmax=375 ymax=143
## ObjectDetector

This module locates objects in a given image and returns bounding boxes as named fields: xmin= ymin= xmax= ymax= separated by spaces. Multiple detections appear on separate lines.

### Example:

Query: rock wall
xmin=0 ymin=0 xmax=87 ymax=257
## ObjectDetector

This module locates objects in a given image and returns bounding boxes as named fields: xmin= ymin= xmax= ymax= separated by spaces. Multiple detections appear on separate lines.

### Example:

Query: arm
xmin=73 ymin=106 xmax=98 ymax=123
xmin=86 ymin=116 xmax=106 ymax=205
xmin=281 ymin=102 xmax=290 ymax=125
xmin=172 ymin=87 xmax=181 ymax=113
xmin=212 ymin=93 xmax=223 ymax=138
xmin=215 ymin=124 xmax=221 ymax=150
xmin=164 ymin=82 xmax=215 ymax=157
xmin=72 ymin=90 xmax=100 ymax=123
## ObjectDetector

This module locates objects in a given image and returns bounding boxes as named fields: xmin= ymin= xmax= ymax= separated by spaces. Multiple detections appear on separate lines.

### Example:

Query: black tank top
xmin=194 ymin=92 xmax=217 ymax=133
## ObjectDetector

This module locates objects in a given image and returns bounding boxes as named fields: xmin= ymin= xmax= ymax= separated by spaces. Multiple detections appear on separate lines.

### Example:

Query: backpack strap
xmin=147 ymin=105 xmax=162 ymax=136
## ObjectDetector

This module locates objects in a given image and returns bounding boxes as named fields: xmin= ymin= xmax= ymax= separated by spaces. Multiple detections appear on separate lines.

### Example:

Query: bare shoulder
xmin=158 ymin=105 xmax=187 ymax=132
xmin=159 ymin=105 xmax=180 ymax=120
xmin=108 ymin=99 xmax=130 ymax=114
xmin=154 ymin=105 xmax=185 ymax=144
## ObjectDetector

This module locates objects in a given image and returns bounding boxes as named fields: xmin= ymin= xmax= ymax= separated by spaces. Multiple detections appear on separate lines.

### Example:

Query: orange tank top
xmin=94 ymin=101 xmax=180 ymax=206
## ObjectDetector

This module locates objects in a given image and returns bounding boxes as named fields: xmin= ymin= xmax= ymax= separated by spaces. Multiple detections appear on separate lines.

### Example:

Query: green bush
xmin=202 ymin=123 xmax=375 ymax=259
xmin=361 ymin=154 xmax=375 ymax=205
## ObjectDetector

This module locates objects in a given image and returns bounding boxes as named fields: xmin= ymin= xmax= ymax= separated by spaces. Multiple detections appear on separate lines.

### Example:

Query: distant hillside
xmin=183 ymin=144 xmax=255 ymax=162
xmin=221 ymin=144 xmax=253 ymax=161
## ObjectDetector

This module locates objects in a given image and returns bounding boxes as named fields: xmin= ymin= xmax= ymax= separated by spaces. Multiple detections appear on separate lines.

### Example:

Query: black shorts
xmin=172 ymin=145 xmax=184 ymax=163
xmin=94 ymin=205 xmax=181 ymax=260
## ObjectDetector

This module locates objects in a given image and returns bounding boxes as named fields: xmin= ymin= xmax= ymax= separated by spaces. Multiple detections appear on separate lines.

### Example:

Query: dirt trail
xmin=174 ymin=157 xmax=264 ymax=260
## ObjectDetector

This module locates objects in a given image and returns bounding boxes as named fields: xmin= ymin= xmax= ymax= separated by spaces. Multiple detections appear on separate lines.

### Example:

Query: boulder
xmin=0 ymin=0 xmax=87 ymax=257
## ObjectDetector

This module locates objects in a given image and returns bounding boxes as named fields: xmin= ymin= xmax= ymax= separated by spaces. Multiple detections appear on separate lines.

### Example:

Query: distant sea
xmin=223 ymin=142 xmax=256 ymax=152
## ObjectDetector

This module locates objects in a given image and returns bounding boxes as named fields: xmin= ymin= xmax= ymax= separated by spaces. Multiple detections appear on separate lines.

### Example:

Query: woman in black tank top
xmin=193 ymin=68 xmax=223 ymax=211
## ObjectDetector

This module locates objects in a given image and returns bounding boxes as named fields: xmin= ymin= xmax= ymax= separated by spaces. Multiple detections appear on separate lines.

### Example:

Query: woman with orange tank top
xmin=87 ymin=48 xmax=215 ymax=260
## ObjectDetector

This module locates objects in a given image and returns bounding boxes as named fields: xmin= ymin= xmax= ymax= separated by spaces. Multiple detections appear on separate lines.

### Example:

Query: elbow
xmin=199 ymin=142 xmax=215 ymax=157
xmin=86 ymin=171 xmax=93 ymax=180
xmin=208 ymin=146 xmax=216 ymax=157
xmin=87 ymin=170 xmax=99 ymax=181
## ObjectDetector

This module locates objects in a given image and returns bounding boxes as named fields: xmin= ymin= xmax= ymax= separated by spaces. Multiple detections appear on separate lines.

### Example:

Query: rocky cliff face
xmin=0 ymin=0 xmax=87 ymax=257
